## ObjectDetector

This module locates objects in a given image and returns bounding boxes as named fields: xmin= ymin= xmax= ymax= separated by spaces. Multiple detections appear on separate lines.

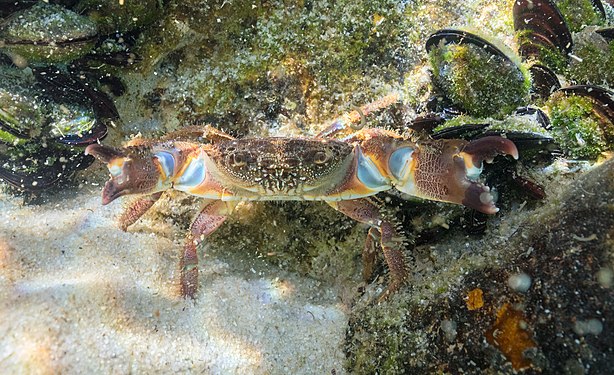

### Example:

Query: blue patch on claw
xmin=176 ymin=158 xmax=206 ymax=189
xmin=356 ymin=149 xmax=388 ymax=189
xmin=154 ymin=151 xmax=175 ymax=179
xmin=465 ymin=164 xmax=483 ymax=181
xmin=389 ymin=147 xmax=413 ymax=180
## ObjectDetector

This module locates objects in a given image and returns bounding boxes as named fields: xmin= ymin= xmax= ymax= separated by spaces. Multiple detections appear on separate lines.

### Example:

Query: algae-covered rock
xmin=75 ymin=0 xmax=163 ymax=34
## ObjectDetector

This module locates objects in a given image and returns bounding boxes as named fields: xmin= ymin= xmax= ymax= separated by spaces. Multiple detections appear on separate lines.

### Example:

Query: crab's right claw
xmin=86 ymin=144 xmax=165 ymax=205
xmin=393 ymin=136 xmax=518 ymax=215
xmin=455 ymin=136 xmax=519 ymax=214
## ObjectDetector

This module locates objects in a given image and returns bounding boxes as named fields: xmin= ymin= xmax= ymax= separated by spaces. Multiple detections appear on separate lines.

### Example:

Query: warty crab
xmin=86 ymin=100 xmax=518 ymax=301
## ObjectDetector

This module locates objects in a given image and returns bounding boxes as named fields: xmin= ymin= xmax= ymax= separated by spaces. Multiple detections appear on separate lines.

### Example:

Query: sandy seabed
xmin=0 ymin=189 xmax=348 ymax=374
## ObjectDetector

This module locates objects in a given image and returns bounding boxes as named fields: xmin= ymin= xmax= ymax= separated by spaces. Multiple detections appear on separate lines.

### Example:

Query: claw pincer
xmin=87 ymin=126 xmax=517 ymax=299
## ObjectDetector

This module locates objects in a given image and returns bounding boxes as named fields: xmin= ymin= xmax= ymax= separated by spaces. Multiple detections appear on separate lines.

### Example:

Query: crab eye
xmin=314 ymin=150 xmax=330 ymax=165
xmin=231 ymin=152 xmax=247 ymax=167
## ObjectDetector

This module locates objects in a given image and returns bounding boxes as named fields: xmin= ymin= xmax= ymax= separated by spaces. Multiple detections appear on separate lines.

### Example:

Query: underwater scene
xmin=0 ymin=0 xmax=613 ymax=373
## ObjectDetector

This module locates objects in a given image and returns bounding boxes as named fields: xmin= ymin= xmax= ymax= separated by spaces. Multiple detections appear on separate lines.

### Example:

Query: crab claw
xmin=461 ymin=136 xmax=519 ymax=170
xmin=455 ymin=136 xmax=518 ymax=214
xmin=393 ymin=136 xmax=518 ymax=215
xmin=85 ymin=144 xmax=164 ymax=205
xmin=84 ymin=144 xmax=125 ymax=163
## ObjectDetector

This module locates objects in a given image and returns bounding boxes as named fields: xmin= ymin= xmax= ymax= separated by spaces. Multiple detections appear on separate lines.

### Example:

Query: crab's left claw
xmin=86 ymin=144 xmax=166 ymax=205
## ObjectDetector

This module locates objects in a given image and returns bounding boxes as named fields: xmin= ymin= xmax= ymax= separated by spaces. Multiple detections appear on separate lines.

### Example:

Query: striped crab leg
xmin=327 ymin=198 xmax=406 ymax=302
xmin=316 ymin=93 xmax=401 ymax=138
xmin=181 ymin=200 xmax=234 ymax=298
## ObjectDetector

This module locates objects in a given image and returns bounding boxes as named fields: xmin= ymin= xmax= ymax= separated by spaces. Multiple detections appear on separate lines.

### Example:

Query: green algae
xmin=546 ymin=93 xmax=609 ymax=159
xmin=134 ymin=0 xmax=432 ymax=133
xmin=75 ymin=0 xmax=163 ymax=35
xmin=554 ymin=0 xmax=605 ymax=33
xmin=515 ymin=29 xmax=570 ymax=75
xmin=568 ymin=33 xmax=614 ymax=88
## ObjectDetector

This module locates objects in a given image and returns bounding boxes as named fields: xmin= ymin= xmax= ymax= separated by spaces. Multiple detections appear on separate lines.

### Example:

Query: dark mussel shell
xmin=32 ymin=66 xmax=115 ymax=146
xmin=32 ymin=66 xmax=120 ymax=121
xmin=0 ymin=118 xmax=29 ymax=140
xmin=53 ymin=120 xmax=108 ymax=146
xmin=0 ymin=2 xmax=98 ymax=64
xmin=595 ymin=27 xmax=614 ymax=41
xmin=425 ymin=29 xmax=511 ymax=60
xmin=513 ymin=0 xmax=573 ymax=60
xmin=430 ymin=123 xmax=491 ymax=140
xmin=528 ymin=63 xmax=561 ymax=101
xmin=0 ymin=150 xmax=94 ymax=191
xmin=591 ymin=0 xmax=607 ymax=19
xmin=513 ymin=106 xmax=553 ymax=130
xmin=432 ymin=123 xmax=560 ymax=162
xmin=409 ymin=113 xmax=445 ymax=133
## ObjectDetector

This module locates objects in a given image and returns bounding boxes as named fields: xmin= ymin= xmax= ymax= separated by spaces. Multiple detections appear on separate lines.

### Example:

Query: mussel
xmin=514 ymin=0 xmax=614 ymax=87
xmin=545 ymin=85 xmax=614 ymax=158
xmin=426 ymin=29 xmax=531 ymax=118
xmin=0 ymin=2 xmax=98 ymax=64
xmin=0 ymin=65 xmax=114 ymax=192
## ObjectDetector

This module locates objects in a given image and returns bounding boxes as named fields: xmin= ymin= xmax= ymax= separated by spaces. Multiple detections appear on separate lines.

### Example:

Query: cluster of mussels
xmin=417 ymin=0 xmax=614 ymax=168
xmin=0 ymin=1 xmax=158 ymax=192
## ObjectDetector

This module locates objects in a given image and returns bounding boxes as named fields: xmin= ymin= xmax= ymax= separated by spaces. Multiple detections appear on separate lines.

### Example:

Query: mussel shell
xmin=528 ymin=64 xmax=561 ymax=101
xmin=0 ymin=72 xmax=44 ymax=141
xmin=513 ymin=0 xmax=573 ymax=59
xmin=432 ymin=124 xmax=559 ymax=162
xmin=513 ymin=106 xmax=553 ymax=130
xmin=559 ymin=85 xmax=614 ymax=131
xmin=0 ymin=2 xmax=98 ymax=63
xmin=0 ymin=150 xmax=94 ymax=191
xmin=431 ymin=123 xmax=491 ymax=140
xmin=546 ymin=85 xmax=614 ymax=158
xmin=409 ymin=113 xmax=445 ymax=133
xmin=53 ymin=121 xmax=108 ymax=146
xmin=591 ymin=0 xmax=607 ymax=19
xmin=33 ymin=66 xmax=120 ymax=123
xmin=425 ymin=29 xmax=510 ymax=61
xmin=595 ymin=27 xmax=614 ymax=41
xmin=30 ymin=66 xmax=115 ymax=146
xmin=426 ymin=29 xmax=530 ymax=118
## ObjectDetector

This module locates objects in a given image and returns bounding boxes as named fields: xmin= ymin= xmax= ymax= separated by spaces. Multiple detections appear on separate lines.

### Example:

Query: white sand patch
xmin=0 ymin=191 xmax=348 ymax=374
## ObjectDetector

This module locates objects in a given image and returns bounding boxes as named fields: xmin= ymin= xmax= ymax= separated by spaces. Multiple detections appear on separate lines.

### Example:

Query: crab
xmin=85 ymin=96 xmax=518 ymax=300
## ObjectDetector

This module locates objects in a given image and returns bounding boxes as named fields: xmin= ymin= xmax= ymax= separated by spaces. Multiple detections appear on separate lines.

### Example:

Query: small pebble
xmin=507 ymin=272 xmax=532 ymax=293
xmin=596 ymin=267 xmax=613 ymax=288
xmin=440 ymin=319 xmax=457 ymax=342
xmin=573 ymin=318 xmax=603 ymax=336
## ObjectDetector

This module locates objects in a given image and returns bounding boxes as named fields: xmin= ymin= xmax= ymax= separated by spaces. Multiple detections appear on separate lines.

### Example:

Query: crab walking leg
xmin=160 ymin=124 xmax=236 ymax=143
xmin=362 ymin=227 xmax=380 ymax=283
xmin=117 ymin=192 xmax=163 ymax=231
xmin=181 ymin=200 xmax=232 ymax=298
xmin=328 ymin=198 xmax=407 ymax=300
xmin=316 ymin=93 xmax=401 ymax=138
